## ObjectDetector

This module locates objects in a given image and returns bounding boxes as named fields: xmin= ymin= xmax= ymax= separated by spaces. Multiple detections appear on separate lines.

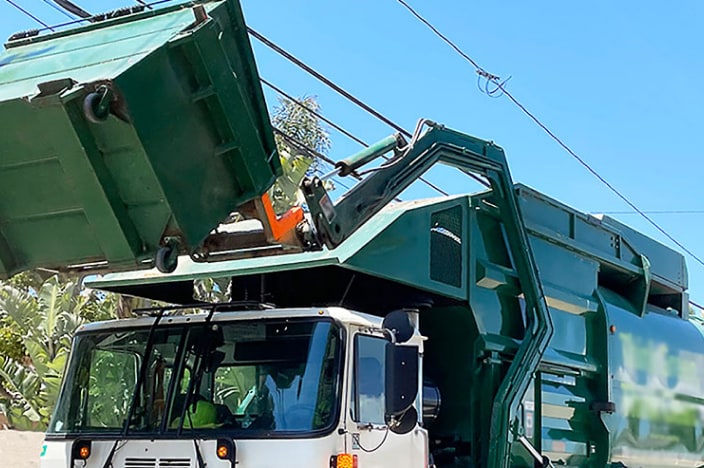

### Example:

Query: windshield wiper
xmin=100 ymin=440 xmax=120 ymax=468
xmin=178 ymin=308 xmax=222 ymax=428
xmin=193 ymin=440 xmax=206 ymax=468
xmin=99 ymin=310 xmax=168 ymax=468
xmin=123 ymin=311 xmax=167 ymax=434
xmin=177 ymin=309 xmax=220 ymax=468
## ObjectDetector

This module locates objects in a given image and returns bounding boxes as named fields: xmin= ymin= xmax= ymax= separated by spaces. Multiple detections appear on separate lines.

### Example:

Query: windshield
xmin=48 ymin=317 xmax=342 ymax=437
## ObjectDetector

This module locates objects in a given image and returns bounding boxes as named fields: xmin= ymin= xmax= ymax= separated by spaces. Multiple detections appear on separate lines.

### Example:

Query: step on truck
xmin=0 ymin=1 xmax=702 ymax=467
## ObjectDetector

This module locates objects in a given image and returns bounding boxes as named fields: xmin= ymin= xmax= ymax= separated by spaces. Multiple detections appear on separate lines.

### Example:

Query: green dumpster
xmin=0 ymin=0 xmax=281 ymax=278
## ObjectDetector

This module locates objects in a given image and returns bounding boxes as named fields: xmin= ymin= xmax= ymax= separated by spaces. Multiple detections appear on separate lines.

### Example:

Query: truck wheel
xmin=155 ymin=246 xmax=178 ymax=273
xmin=83 ymin=92 xmax=109 ymax=123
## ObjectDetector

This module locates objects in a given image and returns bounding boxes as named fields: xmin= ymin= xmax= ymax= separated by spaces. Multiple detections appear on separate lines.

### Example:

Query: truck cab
xmin=42 ymin=306 xmax=430 ymax=468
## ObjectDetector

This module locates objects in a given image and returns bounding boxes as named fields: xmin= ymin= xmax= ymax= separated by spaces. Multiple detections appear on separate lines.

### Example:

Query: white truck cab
xmin=41 ymin=306 xmax=432 ymax=468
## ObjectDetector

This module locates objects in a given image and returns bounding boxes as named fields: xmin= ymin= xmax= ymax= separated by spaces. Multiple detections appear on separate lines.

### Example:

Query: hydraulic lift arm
xmin=301 ymin=122 xmax=554 ymax=467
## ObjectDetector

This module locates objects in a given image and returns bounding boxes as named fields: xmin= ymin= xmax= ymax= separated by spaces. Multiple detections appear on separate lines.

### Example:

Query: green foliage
xmin=5 ymin=271 xmax=44 ymax=293
xmin=81 ymin=289 xmax=118 ymax=322
xmin=273 ymin=95 xmax=330 ymax=157
xmin=86 ymin=349 xmax=137 ymax=428
xmin=270 ymin=96 xmax=331 ymax=213
xmin=0 ymin=355 xmax=42 ymax=430
xmin=0 ymin=274 xmax=115 ymax=429
xmin=0 ymin=324 xmax=25 ymax=362
xmin=194 ymin=277 xmax=230 ymax=303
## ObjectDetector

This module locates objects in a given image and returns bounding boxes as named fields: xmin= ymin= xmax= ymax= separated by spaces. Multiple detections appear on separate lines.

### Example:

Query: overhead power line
xmin=272 ymin=126 xmax=363 ymax=182
xmin=263 ymin=77 xmax=457 ymax=196
xmin=597 ymin=210 xmax=704 ymax=215
xmin=249 ymin=28 xmax=484 ymax=194
xmin=393 ymin=0 xmax=704 ymax=271
xmin=312 ymin=167 xmax=352 ymax=192
xmin=396 ymin=0 xmax=488 ymax=77
xmin=8 ymin=0 xmax=176 ymax=35
xmin=41 ymin=0 xmax=74 ymax=20
xmin=249 ymin=27 xmax=411 ymax=138
xmin=273 ymin=126 xmax=404 ymax=203
xmin=262 ymin=77 xmax=368 ymax=148
xmin=5 ymin=0 xmax=53 ymax=30
xmin=272 ymin=126 xmax=358 ymax=193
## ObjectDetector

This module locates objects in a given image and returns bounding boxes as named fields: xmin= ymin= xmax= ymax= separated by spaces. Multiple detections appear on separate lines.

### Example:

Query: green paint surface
xmin=0 ymin=1 xmax=279 ymax=278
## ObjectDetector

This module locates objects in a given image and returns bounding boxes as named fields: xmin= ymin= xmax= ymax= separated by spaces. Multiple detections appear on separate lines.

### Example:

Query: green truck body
xmin=95 ymin=180 xmax=702 ymax=467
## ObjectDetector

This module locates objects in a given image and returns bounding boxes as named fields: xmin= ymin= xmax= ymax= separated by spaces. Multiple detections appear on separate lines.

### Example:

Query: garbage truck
xmin=0 ymin=1 xmax=701 ymax=468
xmin=39 ymin=121 xmax=703 ymax=468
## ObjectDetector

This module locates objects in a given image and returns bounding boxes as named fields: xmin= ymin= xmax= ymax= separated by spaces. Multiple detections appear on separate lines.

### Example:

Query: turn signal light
xmin=71 ymin=440 xmax=91 ymax=461
xmin=330 ymin=453 xmax=358 ymax=468
xmin=216 ymin=438 xmax=236 ymax=467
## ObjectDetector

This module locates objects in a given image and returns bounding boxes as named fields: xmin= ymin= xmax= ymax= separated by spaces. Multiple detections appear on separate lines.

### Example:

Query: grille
xmin=125 ymin=459 xmax=156 ymax=468
xmin=160 ymin=459 xmax=191 ymax=467
xmin=430 ymin=206 xmax=463 ymax=287
xmin=124 ymin=458 xmax=191 ymax=468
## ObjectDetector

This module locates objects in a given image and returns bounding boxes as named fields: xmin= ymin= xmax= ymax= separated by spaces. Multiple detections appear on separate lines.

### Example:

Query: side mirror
xmin=387 ymin=406 xmax=417 ymax=435
xmin=385 ymin=342 xmax=419 ymax=418
xmin=382 ymin=309 xmax=415 ymax=343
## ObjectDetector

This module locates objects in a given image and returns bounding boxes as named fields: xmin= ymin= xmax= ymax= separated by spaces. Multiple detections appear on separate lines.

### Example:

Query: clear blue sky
xmin=2 ymin=1 xmax=703 ymax=305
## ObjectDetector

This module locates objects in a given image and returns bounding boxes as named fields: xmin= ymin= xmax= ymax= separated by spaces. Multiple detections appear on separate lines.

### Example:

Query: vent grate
xmin=430 ymin=206 xmax=463 ymax=287
xmin=159 ymin=459 xmax=191 ymax=467
xmin=125 ymin=458 xmax=157 ymax=468
xmin=123 ymin=457 xmax=191 ymax=468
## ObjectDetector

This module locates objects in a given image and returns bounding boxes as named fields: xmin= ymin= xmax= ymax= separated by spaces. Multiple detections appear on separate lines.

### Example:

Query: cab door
xmin=347 ymin=332 xmax=427 ymax=468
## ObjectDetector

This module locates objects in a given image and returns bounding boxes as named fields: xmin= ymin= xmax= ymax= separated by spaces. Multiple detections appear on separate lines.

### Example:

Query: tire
xmin=155 ymin=246 xmax=178 ymax=273
xmin=83 ymin=92 xmax=109 ymax=123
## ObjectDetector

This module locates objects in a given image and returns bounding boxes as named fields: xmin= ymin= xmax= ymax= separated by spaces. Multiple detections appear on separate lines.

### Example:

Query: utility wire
xmin=273 ymin=126 xmax=360 ymax=194
xmin=262 ymin=77 xmax=368 ymax=147
xmin=272 ymin=127 xmax=363 ymax=182
xmin=313 ymin=166 xmax=352 ymax=192
xmin=395 ymin=0 xmax=494 ymax=79
xmin=41 ymin=0 xmax=74 ymax=20
xmin=262 ymin=77 xmax=454 ymax=195
xmin=597 ymin=210 xmax=704 ymax=215
xmin=11 ymin=13 xmax=88 ymax=34
xmin=250 ymin=29 xmax=477 ymax=194
xmin=249 ymin=27 xmax=411 ymax=138
xmin=499 ymin=87 xmax=704 ymax=268
xmin=273 ymin=126 xmax=403 ymax=203
xmin=5 ymin=0 xmax=53 ymax=30
xmin=12 ymin=0 xmax=176 ymax=34
xmin=393 ymin=0 xmax=704 ymax=270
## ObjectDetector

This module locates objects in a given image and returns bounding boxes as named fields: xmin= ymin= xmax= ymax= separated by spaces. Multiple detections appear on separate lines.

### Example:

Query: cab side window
xmin=352 ymin=334 xmax=386 ymax=424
